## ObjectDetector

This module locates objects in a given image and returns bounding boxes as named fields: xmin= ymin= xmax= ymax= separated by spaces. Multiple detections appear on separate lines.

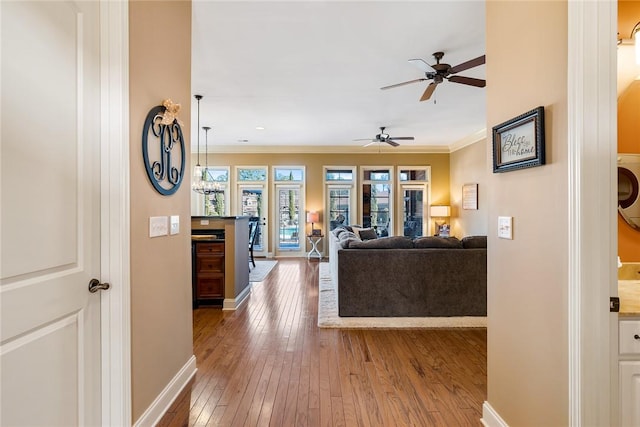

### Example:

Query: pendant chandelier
xmin=192 ymin=95 xmax=222 ymax=195
xmin=194 ymin=126 xmax=222 ymax=195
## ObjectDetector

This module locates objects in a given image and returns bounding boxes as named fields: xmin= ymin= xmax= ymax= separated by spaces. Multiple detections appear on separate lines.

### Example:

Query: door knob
xmin=88 ymin=278 xmax=110 ymax=293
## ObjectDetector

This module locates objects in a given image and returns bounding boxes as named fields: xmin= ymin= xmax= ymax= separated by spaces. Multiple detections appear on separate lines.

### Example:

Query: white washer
xmin=618 ymin=154 xmax=640 ymax=228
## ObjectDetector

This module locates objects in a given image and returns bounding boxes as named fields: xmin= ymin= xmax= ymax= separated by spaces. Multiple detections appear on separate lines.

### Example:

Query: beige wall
xmin=129 ymin=1 xmax=193 ymax=422
xmin=200 ymin=151 xmax=450 ymax=251
xmin=486 ymin=1 xmax=568 ymax=426
xmin=449 ymin=140 xmax=488 ymax=237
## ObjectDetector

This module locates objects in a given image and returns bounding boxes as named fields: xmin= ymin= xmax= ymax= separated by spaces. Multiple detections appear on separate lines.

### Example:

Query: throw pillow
xmin=349 ymin=236 xmax=414 ymax=249
xmin=332 ymin=227 xmax=346 ymax=238
xmin=353 ymin=227 xmax=377 ymax=240
xmin=338 ymin=231 xmax=360 ymax=249
xmin=461 ymin=235 xmax=487 ymax=249
xmin=413 ymin=236 xmax=463 ymax=249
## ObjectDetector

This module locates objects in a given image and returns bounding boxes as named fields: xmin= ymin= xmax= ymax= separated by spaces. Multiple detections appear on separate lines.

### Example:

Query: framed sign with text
xmin=492 ymin=106 xmax=545 ymax=173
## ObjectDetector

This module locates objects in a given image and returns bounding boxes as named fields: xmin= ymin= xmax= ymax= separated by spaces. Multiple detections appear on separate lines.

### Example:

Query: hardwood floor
xmin=158 ymin=259 xmax=487 ymax=427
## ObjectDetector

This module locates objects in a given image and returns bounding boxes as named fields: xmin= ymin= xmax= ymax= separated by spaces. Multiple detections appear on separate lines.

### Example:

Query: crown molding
xmin=448 ymin=128 xmax=487 ymax=153
xmin=205 ymin=144 xmax=451 ymax=155
xmin=195 ymin=129 xmax=486 ymax=155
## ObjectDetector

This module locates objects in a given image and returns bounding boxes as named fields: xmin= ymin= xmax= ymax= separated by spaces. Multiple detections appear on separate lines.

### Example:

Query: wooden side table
xmin=307 ymin=234 xmax=324 ymax=259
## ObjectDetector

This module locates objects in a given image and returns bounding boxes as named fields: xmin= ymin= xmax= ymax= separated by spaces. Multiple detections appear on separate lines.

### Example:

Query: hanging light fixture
xmin=192 ymin=125 xmax=222 ymax=195
xmin=192 ymin=94 xmax=203 ymax=191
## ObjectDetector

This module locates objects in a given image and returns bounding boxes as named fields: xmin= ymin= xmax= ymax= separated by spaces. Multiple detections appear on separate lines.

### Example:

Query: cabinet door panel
xmin=620 ymin=361 xmax=640 ymax=427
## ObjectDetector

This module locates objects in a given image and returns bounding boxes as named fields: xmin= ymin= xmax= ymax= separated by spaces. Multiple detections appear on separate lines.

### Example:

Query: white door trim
xmin=100 ymin=1 xmax=131 ymax=425
xmin=567 ymin=1 xmax=617 ymax=426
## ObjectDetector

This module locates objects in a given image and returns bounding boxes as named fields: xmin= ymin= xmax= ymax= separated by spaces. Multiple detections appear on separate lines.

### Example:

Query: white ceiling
xmin=191 ymin=1 xmax=486 ymax=152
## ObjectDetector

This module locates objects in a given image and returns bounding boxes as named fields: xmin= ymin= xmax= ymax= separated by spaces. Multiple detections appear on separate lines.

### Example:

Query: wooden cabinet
xmin=193 ymin=241 xmax=225 ymax=306
xmin=191 ymin=216 xmax=251 ymax=310
xmin=620 ymin=319 xmax=640 ymax=426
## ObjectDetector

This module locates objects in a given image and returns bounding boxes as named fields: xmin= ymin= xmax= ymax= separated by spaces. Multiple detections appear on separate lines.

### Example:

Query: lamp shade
xmin=430 ymin=205 xmax=451 ymax=217
xmin=307 ymin=211 xmax=319 ymax=223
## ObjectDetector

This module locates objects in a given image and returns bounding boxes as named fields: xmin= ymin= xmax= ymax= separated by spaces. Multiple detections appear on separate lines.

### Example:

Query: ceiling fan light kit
xmin=381 ymin=51 xmax=486 ymax=102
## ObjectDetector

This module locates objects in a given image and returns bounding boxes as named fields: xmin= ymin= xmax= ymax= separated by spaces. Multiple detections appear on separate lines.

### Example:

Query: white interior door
xmin=1 ymin=1 xmax=103 ymax=425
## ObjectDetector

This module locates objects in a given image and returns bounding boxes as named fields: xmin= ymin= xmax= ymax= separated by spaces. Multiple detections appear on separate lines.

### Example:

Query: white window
xmin=361 ymin=166 xmax=393 ymax=236
xmin=192 ymin=166 xmax=230 ymax=216
xmin=324 ymin=166 xmax=357 ymax=231
xmin=398 ymin=167 xmax=430 ymax=237
xmin=236 ymin=166 xmax=268 ymax=256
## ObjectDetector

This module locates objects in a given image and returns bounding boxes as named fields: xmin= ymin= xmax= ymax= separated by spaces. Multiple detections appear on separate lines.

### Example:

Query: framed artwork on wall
xmin=492 ymin=106 xmax=545 ymax=173
xmin=462 ymin=183 xmax=478 ymax=210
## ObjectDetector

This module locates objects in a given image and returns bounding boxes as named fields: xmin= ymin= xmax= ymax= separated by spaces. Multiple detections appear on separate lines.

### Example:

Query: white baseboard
xmin=222 ymin=284 xmax=252 ymax=310
xmin=133 ymin=355 xmax=197 ymax=427
xmin=481 ymin=401 xmax=510 ymax=427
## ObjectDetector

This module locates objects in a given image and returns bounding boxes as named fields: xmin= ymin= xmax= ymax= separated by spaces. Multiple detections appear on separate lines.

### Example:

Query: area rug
xmin=317 ymin=262 xmax=487 ymax=328
xmin=249 ymin=260 xmax=278 ymax=282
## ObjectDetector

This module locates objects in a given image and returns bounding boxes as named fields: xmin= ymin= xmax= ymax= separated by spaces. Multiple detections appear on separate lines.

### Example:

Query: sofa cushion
xmin=349 ymin=236 xmax=414 ymax=249
xmin=332 ymin=227 xmax=348 ymax=238
xmin=338 ymin=231 xmax=360 ymax=249
xmin=413 ymin=236 xmax=463 ymax=249
xmin=461 ymin=235 xmax=487 ymax=249
xmin=354 ymin=227 xmax=378 ymax=240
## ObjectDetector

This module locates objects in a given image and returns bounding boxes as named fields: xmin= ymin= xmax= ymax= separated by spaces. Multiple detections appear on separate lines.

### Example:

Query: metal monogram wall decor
xmin=142 ymin=99 xmax=186 ymax=195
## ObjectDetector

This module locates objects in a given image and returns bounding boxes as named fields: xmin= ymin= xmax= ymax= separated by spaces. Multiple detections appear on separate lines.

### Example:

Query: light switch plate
xmin=149 ymin=216 xmax=168 ymax=237
xmin=170 ymin=215 xmax=180 ymax=235
xmin=498 ymin=216 xmax=513 ymax=239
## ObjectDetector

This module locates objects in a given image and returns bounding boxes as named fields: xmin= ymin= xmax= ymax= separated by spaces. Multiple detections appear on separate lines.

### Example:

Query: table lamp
xmin=430 ymin=205 xmax=451 ymax=236
xmin=307 ymin=211 xmax=320 ymax=234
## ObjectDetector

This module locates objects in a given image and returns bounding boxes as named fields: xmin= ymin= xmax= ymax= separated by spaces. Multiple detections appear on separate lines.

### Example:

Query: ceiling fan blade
xmin=448 ymin=75 xmax=486 ymax=87
xmin=380 ymin=78 xmax=427 ymax=90
xmin=363 ymin=141 xmax=379 ymax=147
xmin=448 ymin=55 xmax=486 ymax=74
xmin=385 ymin=140 xmax=400 ymax=147
xmin=420 ymin=82 xmax=437 ymax=101
xmin=389 ymin=136 xmax=415 ymax=141
xmin=408 ymin=58 xmax=432 ymax=72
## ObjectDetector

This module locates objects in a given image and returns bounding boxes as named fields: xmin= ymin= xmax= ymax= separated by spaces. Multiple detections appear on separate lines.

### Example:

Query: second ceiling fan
xmin=354 ymin=126 xmax=414 ymax=147
xmin=381 ymin=51 xmax=486 ymax=102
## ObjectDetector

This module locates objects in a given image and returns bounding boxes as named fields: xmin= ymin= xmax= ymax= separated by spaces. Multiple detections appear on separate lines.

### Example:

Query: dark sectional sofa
xmin=328 ymin=228 xmax=487 ymax=317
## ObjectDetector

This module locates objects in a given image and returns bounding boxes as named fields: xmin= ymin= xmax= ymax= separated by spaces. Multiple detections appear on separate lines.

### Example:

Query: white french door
xmin=239 ymin=185 xmax=268 ymax=257
xmin=1 ymin=1 xmax=105 ymax=425
xmin=399 ymin=184 xmax=428 ymax=238
xmin=326 ymin=185 xmax=356 ymax=232
xmin=275 ymin=184 xmax=304 ymax=255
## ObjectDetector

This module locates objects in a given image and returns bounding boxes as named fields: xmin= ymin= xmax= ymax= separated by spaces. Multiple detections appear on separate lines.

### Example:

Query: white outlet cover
xmin=149 ymin=216 xmax=168 ymax=238
xmin=170 ymin=215 xmax=180 ymax=235
xmin=498 ymin=216 xmax=513 ymax=239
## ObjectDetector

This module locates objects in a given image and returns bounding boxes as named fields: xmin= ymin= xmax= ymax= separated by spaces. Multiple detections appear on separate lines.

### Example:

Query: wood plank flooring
xmin=158 ymin=259 xmax=487 ymax=427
